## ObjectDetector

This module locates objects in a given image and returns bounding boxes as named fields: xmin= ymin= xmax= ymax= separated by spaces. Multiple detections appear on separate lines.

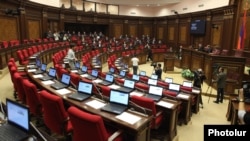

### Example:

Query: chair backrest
xmin=68 ymin=106 xmax=109 ymax=141
xmin=39 ymin=90 xmax=71 ymax=135
xmin=69 ymin=73 xmax=80 ymax=88
xmin=23 ymin=79 xmax=42 ymax=116
xmin=13 ymin=72 xmax=26 ymax=103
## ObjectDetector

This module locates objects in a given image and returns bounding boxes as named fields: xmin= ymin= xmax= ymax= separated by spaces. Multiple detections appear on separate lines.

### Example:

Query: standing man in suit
xmin=213 ymin=66 xmax=227 ymax=103
xmin=155 ymin=63 xmax=162 ymax=80
xmin=131 ymin=54 xmax=139 ymax=75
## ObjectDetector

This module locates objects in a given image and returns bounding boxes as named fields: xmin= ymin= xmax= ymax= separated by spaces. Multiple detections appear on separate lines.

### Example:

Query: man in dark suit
xmin=213 ymin=66 xmax=227 ymax=103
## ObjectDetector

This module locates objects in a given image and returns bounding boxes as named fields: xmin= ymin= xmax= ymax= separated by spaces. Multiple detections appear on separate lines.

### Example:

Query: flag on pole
xmin=237 ymin=10 xmax=247 ymax=50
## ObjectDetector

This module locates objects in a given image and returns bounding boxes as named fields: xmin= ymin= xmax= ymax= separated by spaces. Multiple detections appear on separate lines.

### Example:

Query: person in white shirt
xmin=67 ymin=43 xmax=77 ymax=69
xmin=131 ymin=54 xmax=139 ymax=75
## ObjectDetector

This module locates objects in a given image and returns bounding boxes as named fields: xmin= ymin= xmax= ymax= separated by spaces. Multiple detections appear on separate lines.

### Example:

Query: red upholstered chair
xmin=100 ymin=85 xmax=111 ymax=97
xmin=23 ymin=79 xmax=43 ymax=124
xmin=17 ymin=50 xmax=29 ymax=65
xmin=130 ymin=95 xmax=163 ymax=129
xmin=13 ymin=72 xmax=27 ymax=103
xmin=68 ymin=106 xmax=123 ymax=141
xmin=157 ymin=81 xmax=169 ymax=89
xmin=135 ymin=83 xmax=149 ymax=93
xmin=139 ymin=76 xmax=148 ymax=83
xmin=69 ymin=73 xmax=80 ymax=89
xmin=39 ymin=90 xmax=73 ymax=137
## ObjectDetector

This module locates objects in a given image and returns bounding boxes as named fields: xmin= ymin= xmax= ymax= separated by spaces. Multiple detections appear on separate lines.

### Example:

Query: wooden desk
xmin=27 ymin=72 xmax=152 ymax=141
xmin=163 ymin=57 xmax=175 ymax=72
xmin=226 ymin=98 xmax=250 ymax=125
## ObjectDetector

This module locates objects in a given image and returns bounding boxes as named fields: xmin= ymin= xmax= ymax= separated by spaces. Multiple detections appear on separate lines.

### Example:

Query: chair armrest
xmin=108 ymin=129 xmax=123 ymax=141
xmin=156 ymin=110 xmax=163 ymax=117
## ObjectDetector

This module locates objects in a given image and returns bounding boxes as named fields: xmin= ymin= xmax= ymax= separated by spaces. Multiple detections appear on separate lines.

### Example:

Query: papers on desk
xmin=70 ymin=70 xmax=78 ymax=73
xmin=27 ymin=69 xmax=36 ymax=72
xmin=56 ymin=88 xmax=71 ymax=95
xmin=33 ymin=74 xmax=43 ymax=78
xmin=192 ymin=89 xmax=200 ymax=94
xmin=29 ymin=56 xmax=36 ymax=59
xmin=27 ymin=65 xmax=35 ymax=68
xmin=116 ymin=112 xmax=141 ymax=125
xmin=85 ymin=100 xmax=106 ymax=109
xmin=80 ymin=74 xmax=89 ymax=77
xmin=177 ymin=93 xmax=190 ymax=99
xmin=93 ymin=79 xmax=103 ymax=83
xmin=130 ymin=90 xmax=144 ymax=97
xmin=41 ymin=80 xmax=54 ymax=85
xmin=108 ymin=84 xmax=121 ymax=89
xmin=157 ymin=101 xmax=174 ymax=109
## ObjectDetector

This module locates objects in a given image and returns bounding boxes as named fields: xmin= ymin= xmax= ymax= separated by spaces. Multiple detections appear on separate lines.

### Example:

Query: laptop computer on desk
xmin=151 ymin=74 xmax=158 ymax=80
xmin=77 ymin=66 xmax=88 ymax=75
xmin=0 ymin=98 xmax=30 ymax=141
xmin=144 ymin=85 xmax=163 ymax=101
xmin=107 ymin=67 xmax=115 ymax=75
xmin=115 ymin=70 xmax=126 ymax=79
xmin=51 ymin=73 xmax=71 ymax=90
xmin=168 ymin=83 xmax=181 ymax=95
xmin=182 ymin=81 xmax=193 ymax=88
xmin=131 ymin=74 xmax=140 ymax=82
xmin=139 ymin=71 xmax=146 ymax=76
xmin=147 ymin=78 xmax=157 ymax=86
xmin=117 ymin=79 xmax=135 ymax=93
xmin=67 ymin=81 xmax=93 ymax=101
xmin=101 ymin=89 xmax=129 ymax=115
xmin=32 ymin=63 xmax=47 ymax=75
xmin=165 ymin=77 xmax=173 ymax=83
xmin=39 ymin=67 xmax=57 ymax=81
xmin=71 ymin=61 xmax=81 ymax=70
xmin=98 ymin=74 xmax=114 ymax=86
xmin=85 ymin=69 xmax=99 ymax=80
xmin=28 ymin=58 xmax=41 ymax=69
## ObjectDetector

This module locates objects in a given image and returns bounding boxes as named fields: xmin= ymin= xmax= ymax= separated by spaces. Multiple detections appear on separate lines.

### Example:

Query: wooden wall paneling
xmin=211 ymin=24 xmax=222 ymax=47
xmin=112 ymin=24 xmax=123 ymax=38
xmin=0 ymin=16 xmax=19 ymax=41
xmin=128 ymin=24 xmax=138 ymax=38
xmin=168 ymin=26 xmax=175 ymax=42
xmin=181 ymin=48 xmax=192 ymax=69
xmin=27 ymin=20 xmax=41 ymax=39
xmin=157 ymin=26 xmax=164 ymax=40
xmin=179 ymin=24 xmax=187 ymax=44
xmin=142 ymin=25 xmax=152 ymax=37
xmin=190 ymin=51 xmax=205 ymax=70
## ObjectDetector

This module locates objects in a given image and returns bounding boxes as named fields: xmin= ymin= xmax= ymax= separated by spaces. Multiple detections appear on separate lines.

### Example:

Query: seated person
xmin=237 ymin=88 xmax=250 ymax=125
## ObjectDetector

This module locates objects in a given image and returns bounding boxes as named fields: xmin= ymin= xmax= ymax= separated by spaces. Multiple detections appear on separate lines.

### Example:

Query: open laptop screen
xmin=36 ymin=58 xmax=41 ymax=67
xmin=40 ymin=64 xmax=47 ymax=71
xmin=105 ymin=74 xmax=114 ymax=82
xmin=78 ymin=81 xmax=93 ymax=94
xmin=148 ymin=85 xmax=163 ymax=96
xmin=75 ymin=61 xmax=80 ymax=69
xmin=6 ymin=98 xmax=30 ymax=131
xmin=61 ymin=74 xmax=71 ymax=85
xmin=109 ymin=90 xmax=129 ymax=105
xmin=183 ymin=81 xmax=192 ymax=87
xmin=148 ymin=78 xmax=157 ymax=85
xmin=48 ymin=68 xmax=56 ymax=77
xmin=132 ymin=74 xmax=140 ymax=81
xmin=81 ymin=66 xmax=87 ymax=72
xmin=165 ymin=77 xmax=173 ymax=83
xmin=91 ymin=70 xmax=98 ymax=77
xmin=109 ymin=67 xmax=115 ymax=73
xmin=169 ymin=83 xmax=180 ymax=91
xmin=123 ymin=79 xmax=135 ymax=89
xmin=151 ymin=74 xmax=158 ymax=79
xmin=119 ymin=70 xmax=126 ymax=77
xmin=139 ymin=71 xmax=146 ymax=76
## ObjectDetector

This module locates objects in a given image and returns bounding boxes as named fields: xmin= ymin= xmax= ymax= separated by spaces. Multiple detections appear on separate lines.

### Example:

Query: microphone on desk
xmin=92 ymin=82 xmax=104 ymax=101
xmin=129 ymin=101 xmax=148 ymax=116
